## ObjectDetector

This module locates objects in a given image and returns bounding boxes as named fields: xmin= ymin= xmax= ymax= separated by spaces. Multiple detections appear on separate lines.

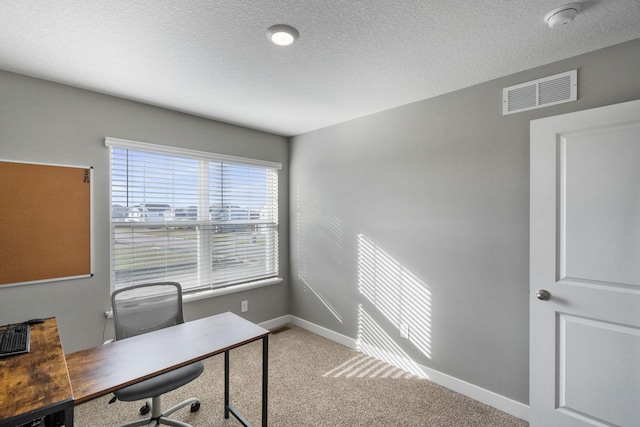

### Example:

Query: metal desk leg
xmin=224 ymin=350 xmax=230 ymax=419
xmin=224 ymin=336 xmax=268 ymax=427
xmin=64 ymin=406 xmax=74 ymax=427
xmin=262 ymin=334 xmax=268 ymax=427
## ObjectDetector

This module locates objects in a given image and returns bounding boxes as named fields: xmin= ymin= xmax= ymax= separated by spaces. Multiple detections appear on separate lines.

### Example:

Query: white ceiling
xmin=1 ymin=1 xmax=639 ymax=137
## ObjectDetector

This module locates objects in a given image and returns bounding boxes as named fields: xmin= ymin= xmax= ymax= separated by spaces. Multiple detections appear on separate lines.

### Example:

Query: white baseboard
xmin=258 ymin=315 xmax=292 ymax=331
xmin=419 ymin=364 xmax=529 ymax=421
xmin=288 ymin=315 xmax=356 ymax=348
xmin=268 ymin=315 xmax=529 ymax=422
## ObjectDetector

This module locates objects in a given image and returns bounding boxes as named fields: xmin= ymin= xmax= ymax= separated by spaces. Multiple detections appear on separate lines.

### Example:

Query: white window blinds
xmin=107 ymin=138 xmax=280 ymax=293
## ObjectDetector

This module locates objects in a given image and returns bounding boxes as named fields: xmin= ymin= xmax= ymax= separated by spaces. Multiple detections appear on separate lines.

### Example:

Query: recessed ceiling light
xmin=266 ymin=24 xmax=299 ymax=46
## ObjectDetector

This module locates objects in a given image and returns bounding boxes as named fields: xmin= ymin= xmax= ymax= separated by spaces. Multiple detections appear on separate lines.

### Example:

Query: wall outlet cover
xmin=400 ymin=323 xmax=409 ymax=339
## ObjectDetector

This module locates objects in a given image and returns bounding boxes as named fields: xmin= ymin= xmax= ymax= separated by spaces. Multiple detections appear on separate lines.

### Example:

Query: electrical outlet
xmin=241 ymin=300 xmax=248 ymax=312
xmin=400 ymin=323 xmax=409 ymax=339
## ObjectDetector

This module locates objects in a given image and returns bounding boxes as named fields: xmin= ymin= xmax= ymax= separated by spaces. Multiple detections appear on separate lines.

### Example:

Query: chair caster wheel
xmin=140 ymin=403 xmax=150 ymax=415
xmin=190 ymin=402 xmax=201 ymax=413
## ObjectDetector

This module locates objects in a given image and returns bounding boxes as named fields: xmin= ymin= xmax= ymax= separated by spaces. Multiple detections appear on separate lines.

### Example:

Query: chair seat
xmin=114 ymin=361 xmax=204 ymax=402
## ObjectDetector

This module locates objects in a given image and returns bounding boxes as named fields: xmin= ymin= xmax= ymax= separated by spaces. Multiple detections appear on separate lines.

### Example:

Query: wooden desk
xmin=66 ymin=312 xmax=269 ymax=427
xmin=0 ymin=318 xmax=74 ymax=427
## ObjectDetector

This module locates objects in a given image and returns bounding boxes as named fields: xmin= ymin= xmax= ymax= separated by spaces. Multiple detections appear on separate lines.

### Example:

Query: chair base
xmin=117 ymin=396 xmax=200 ymax=427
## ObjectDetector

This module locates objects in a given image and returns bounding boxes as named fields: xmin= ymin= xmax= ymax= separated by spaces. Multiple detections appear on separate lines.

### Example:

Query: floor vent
xmin=503 ymin=69 xmax=577 ymax=115
xmin=270 ymin=325 xmax=292 ymax=334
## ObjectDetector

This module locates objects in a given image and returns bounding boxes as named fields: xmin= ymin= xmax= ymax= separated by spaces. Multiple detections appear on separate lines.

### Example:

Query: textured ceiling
xmin=0 ymin=1 xmax=638 ymax=136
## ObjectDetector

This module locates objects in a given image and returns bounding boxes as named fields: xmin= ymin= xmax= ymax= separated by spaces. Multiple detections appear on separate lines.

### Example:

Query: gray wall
xmin=1 ymin=36 xmax=639 ymax=407
xmin=289 ymin=38 xmax=640 ymax=405
xmin=0 ymin=70 xmax=290 ymax=353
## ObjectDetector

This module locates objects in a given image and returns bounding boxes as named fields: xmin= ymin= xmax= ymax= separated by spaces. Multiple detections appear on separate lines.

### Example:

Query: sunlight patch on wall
xmin=356 ymin=305 xmax=428 ymax=379
xmin=357 ymin=234 xmax=432 ymax=358
xmin=297 ymin=274 xmax=343 ymax=322
xmin=295 ymin=183 xmax=344 ymax=322
xmin=296 ymin=184 xmax=344 ymax=270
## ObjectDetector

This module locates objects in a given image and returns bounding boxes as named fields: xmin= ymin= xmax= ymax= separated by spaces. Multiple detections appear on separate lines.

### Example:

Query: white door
xmin=530 ymin=99 xmax=640 ymax=427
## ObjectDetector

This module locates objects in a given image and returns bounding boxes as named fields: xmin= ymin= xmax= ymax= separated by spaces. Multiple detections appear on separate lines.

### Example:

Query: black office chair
xmin=110 ymin=282 xmax=204 ymax=427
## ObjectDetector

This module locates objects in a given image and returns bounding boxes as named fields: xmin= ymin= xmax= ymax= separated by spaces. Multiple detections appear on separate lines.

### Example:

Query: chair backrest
xmin=111 ymin=282 xmax=184 ymax=341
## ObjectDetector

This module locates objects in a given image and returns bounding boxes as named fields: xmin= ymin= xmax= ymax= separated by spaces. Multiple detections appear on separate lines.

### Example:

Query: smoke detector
xmin=544 ymin=3 xmax=581 ymax=28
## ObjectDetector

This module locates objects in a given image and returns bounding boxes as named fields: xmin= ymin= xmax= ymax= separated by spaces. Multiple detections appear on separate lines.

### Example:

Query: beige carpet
xmin=75 ymin=325 xmax=528 ymax=426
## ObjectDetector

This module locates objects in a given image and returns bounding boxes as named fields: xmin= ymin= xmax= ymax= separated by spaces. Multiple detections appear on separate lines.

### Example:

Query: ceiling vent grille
xmin=503 ymin=69 xmax=577 ymax=115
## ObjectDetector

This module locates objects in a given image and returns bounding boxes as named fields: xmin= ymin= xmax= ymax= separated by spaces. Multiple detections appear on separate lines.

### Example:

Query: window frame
xmin=106 ymin=137 xmax=282 ymax=296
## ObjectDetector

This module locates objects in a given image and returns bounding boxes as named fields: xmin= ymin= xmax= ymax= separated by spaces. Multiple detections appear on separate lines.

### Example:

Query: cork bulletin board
xmin=0 ymin=160 xmax=93 ymax=286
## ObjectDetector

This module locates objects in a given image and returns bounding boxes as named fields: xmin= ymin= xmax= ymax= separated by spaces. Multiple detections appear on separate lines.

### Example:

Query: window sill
xmin=183 ymin=277 xmax=283 ymax=303
xmin=105 ymin=277 xmax=283 ymax=318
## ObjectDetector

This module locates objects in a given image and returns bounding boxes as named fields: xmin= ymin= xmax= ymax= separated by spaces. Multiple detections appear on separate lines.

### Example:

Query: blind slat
xmin=110 ymin=144 xmax=279 ymax=293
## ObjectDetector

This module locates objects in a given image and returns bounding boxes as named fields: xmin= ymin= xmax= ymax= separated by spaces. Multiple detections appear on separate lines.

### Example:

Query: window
xmin=107 ymin=138 xmax=280 ymax=294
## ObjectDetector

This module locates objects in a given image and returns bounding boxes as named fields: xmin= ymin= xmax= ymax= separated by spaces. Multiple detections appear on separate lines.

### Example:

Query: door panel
xmin=562 ymin=125 xmax=640 ymax=286
xmin=530 ymin=99 xmax=640 ymax=427
xmin=559 ymin=314 xmax=640 ymax=426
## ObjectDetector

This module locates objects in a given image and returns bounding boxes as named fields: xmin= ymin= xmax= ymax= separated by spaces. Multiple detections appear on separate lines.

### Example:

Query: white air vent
xmin=503 ymin=69 xmax=577 ymax=115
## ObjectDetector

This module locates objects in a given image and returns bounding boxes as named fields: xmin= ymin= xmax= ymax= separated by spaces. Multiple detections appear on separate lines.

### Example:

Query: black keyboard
xmin=0 ymin=323 xmax=31 ymax=357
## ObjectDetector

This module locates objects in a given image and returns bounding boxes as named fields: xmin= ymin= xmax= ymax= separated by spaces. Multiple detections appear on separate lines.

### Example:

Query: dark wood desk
xmin=0 ymin=318 xmax=74 ymax=427
xmin=66 ymin=311 xmax=269 ymax=427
